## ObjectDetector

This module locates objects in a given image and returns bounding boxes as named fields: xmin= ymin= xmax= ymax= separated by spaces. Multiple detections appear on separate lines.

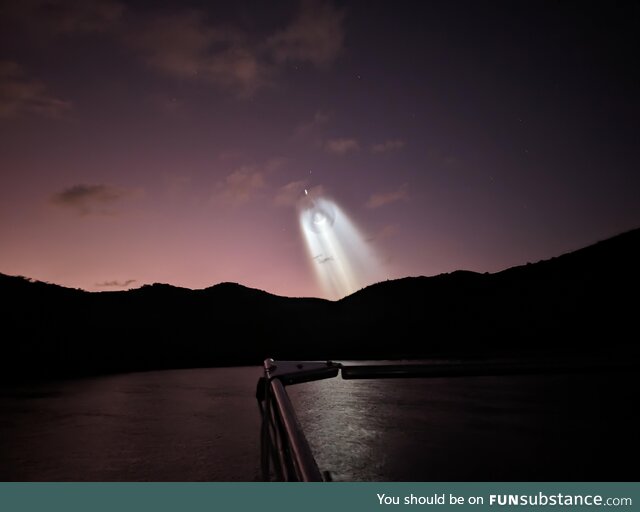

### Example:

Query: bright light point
xmin=304 ymin=189 xmax=308 ymax=195
xmin=299 ymin=195 xmax=385 ymax=299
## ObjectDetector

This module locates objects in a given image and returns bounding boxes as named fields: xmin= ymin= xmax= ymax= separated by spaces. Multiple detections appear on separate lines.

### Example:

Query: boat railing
xmin=255 ymin=357 xmax=633 ymax=481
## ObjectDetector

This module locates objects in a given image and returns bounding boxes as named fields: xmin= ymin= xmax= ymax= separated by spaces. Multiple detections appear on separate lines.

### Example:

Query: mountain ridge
xmin=1 ymin=227 xmax=638 ymax=379
xmin=3 ymin=227 xmax=637 ymax=299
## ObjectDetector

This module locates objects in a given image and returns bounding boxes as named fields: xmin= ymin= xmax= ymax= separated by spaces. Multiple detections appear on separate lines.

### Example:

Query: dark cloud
xmin=0 ymin=61 xmax=71 ymax=118
xmin=51 ymin=184 xmax=130 ymax=215
xmin=96 ymin=279 xmax=137 ymax=287
xmin=314 ymin=254 xmax=333 ymax=264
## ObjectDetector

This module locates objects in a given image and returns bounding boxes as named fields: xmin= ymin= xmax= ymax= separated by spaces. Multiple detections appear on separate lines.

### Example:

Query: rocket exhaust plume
xmin=299 ymin=191 xmax=384 ymax=299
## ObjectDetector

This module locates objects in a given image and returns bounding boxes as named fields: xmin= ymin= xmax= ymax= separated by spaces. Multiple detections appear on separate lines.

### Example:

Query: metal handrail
xmin=256 ymin=359 xmax=339 ymax=481
xmin=256 ymin=357 xmax=636 ymax=481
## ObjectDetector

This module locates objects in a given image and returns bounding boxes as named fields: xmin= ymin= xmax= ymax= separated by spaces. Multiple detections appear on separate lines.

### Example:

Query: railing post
xmin=268 ymin=377 xmax=323 ymax=482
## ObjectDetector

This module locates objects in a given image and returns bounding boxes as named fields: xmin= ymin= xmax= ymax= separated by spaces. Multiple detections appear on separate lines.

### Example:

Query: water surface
xmin=1 ymin=364 xmax=637 ymax=480
xmin=0 ymin=367 xmax=261 ymax=481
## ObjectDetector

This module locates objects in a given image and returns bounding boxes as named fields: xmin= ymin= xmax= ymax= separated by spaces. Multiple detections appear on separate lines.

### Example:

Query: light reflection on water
xmin=288 ymin=367 xmax=639 ymax=481
xmin=0 ymin=365 xmax=637 ymax=481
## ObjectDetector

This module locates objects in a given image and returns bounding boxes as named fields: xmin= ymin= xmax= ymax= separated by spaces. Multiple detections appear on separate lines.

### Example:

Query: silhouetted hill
xmin=1 ymin=228 xmax=639 ymax=379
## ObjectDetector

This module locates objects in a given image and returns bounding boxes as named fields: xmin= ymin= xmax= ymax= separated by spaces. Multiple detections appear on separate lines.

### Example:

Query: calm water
xmin=1 ymin=365 xmax=637 ymax=481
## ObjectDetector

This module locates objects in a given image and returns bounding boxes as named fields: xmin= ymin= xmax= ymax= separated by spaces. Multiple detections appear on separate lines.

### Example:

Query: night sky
xmin=1 ymin=1 xmax=638 ymax=299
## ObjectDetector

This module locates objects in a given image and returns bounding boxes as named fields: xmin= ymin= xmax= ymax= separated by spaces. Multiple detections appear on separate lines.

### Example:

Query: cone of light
xmin=299 ymin=195 xmax=383 ymax=299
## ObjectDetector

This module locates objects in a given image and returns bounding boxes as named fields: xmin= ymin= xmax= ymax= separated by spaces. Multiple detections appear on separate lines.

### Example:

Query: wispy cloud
xmin=367 ymin=224 xmax=398 ymax=242
xmin=4 ymin=1 xmax=344 ymax=100
xmin=325 ymin=137 xmax=360 ymax=155
xmin=214 ymin=157 xmax=287 ymax=205
xmin=268 ymin=0 xmax=345 ymax=67
xmin=274 ymin=180 xmax=308 ymax=207
xmin=3 ymin=0 xmax=125 ymax=35
xmin=371 ymin=139 xmax=405 ymax=153
xmin=96 ymin=279 xmax=136 ymax=288
xmin=128 ymin=11 xmax=270 ymax=97
xmin=51 ymin=184 xmax=131 ymax=216
xmin=0 ymin=61 xmax=71 ymax=118
xmin=128 ymin=1 xmax=345 ymax=97
xmin=38 ymin=0 xmax=125 ymax=34
xmin=218 ymin=167 xmax=265 ymax=204
xmin=293 ymin=109 xmax=331 ymax=138
xmin=365 ymin=183 xmax=409 ymax=208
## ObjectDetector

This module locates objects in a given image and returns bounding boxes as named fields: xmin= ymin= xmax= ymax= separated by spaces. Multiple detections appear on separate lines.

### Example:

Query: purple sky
xmin=1 ymin=1 xmax=638 ymax=298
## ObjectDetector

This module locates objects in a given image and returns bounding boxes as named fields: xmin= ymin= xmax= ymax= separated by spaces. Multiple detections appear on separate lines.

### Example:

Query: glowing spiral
xmin=303 ymin=202 xmax=335 ymax=234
